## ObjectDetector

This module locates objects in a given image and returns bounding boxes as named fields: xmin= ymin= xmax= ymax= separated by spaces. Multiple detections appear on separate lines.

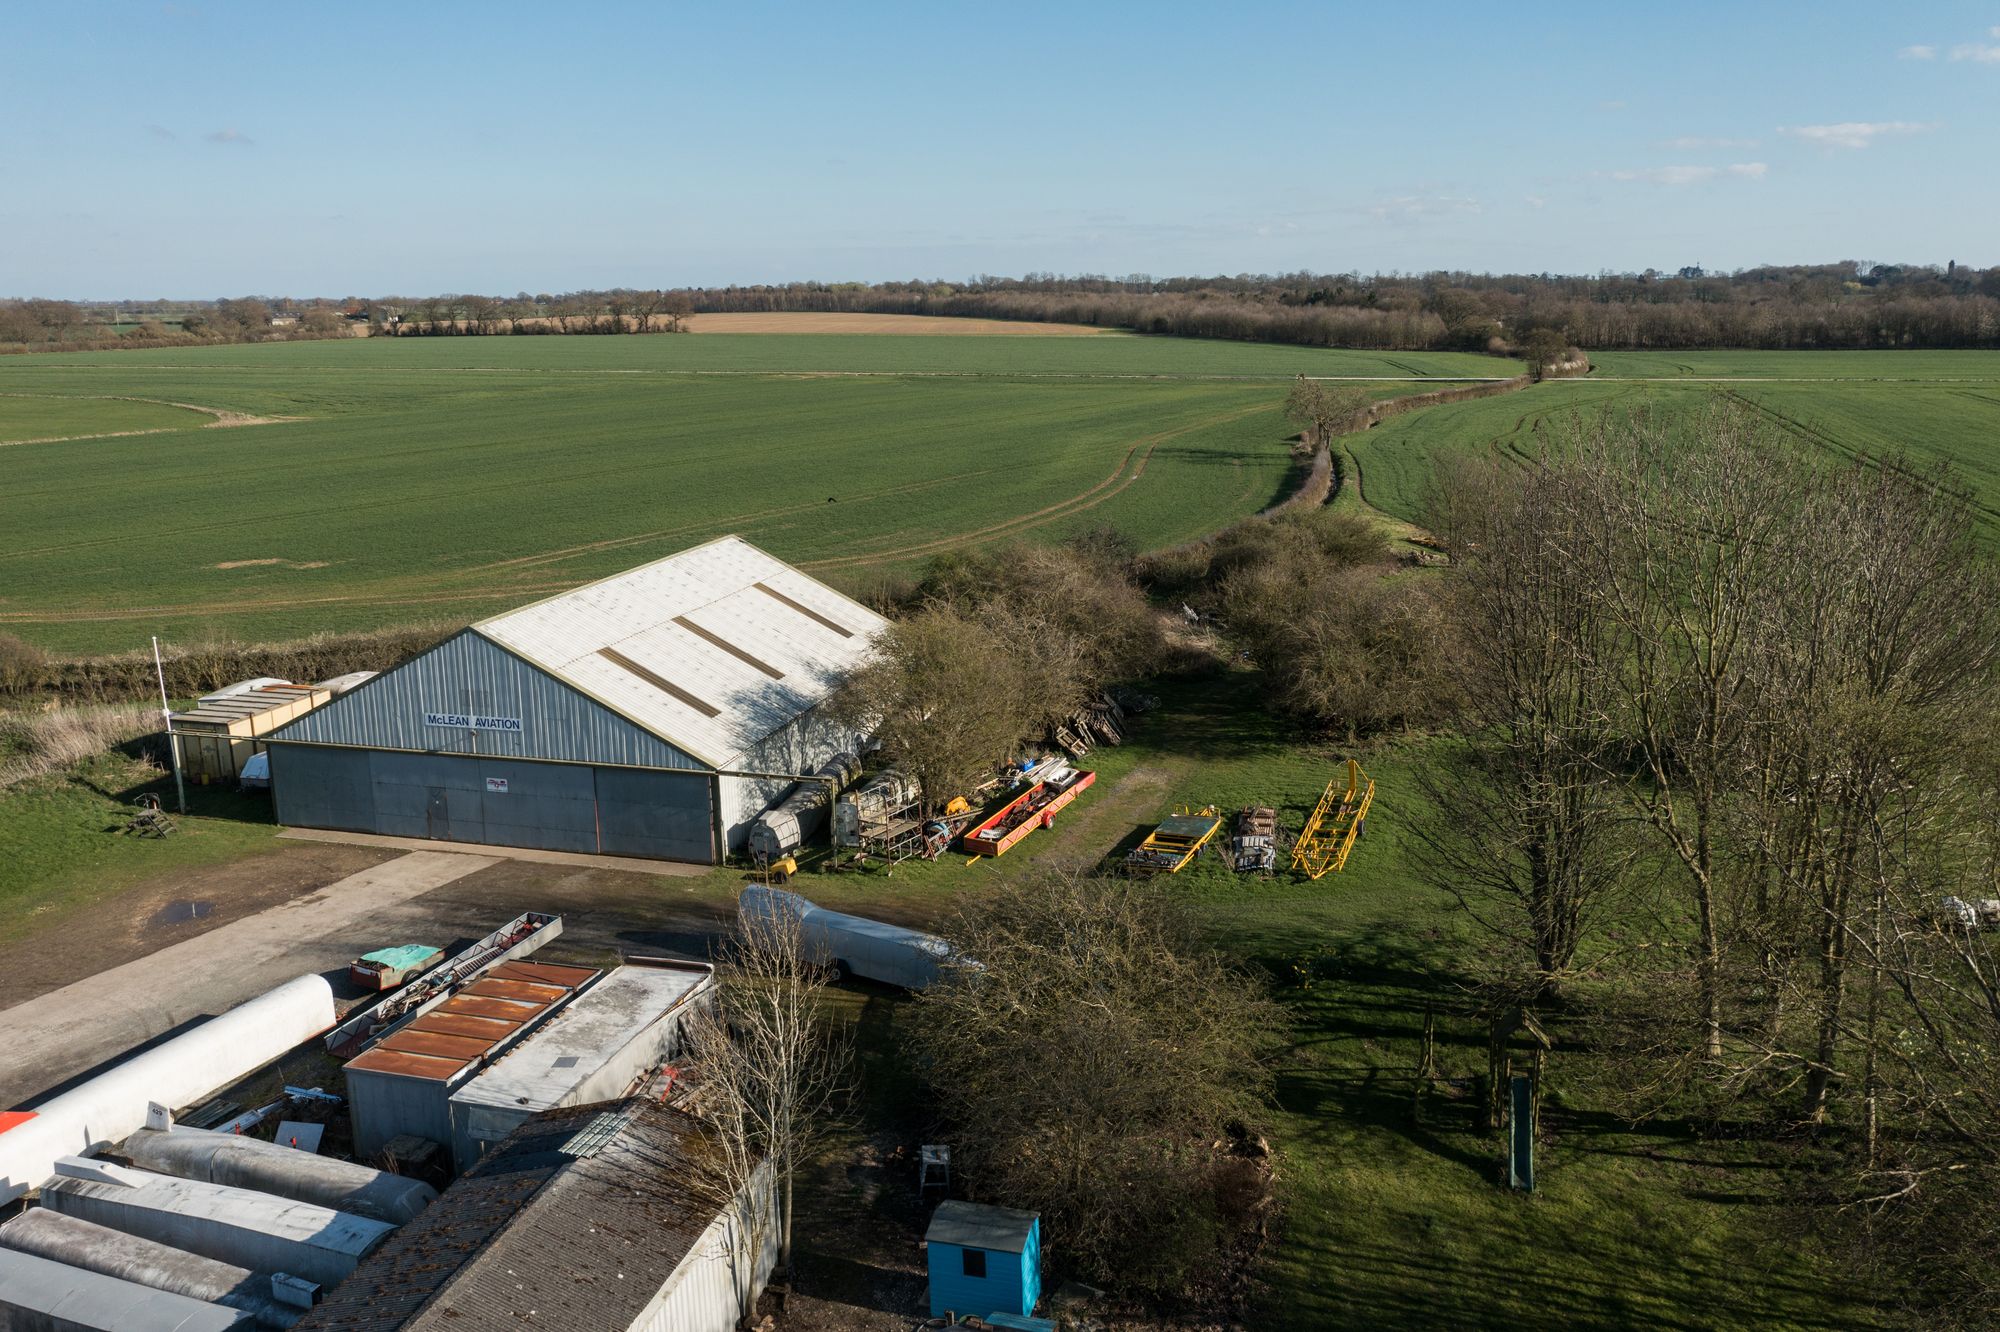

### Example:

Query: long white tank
xmin=0 ymin=975 xmax=336 ymax=1206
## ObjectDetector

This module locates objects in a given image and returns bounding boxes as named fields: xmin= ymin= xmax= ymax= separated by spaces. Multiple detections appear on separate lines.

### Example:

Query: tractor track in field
xmin=0 ymin=399 xmax=1275 ymax=634
xmin=464 ymin=469 xmax=1014 ymax=578
xmin=0 ymin=391 xmax=301 ymax=446
xmin=803 ymin=401 xmax=1275 ymax=571
xmin=0 ymin=404 xmax=1273 ymax=627
xmin=0 ymin=583 xmax=580 ymax=626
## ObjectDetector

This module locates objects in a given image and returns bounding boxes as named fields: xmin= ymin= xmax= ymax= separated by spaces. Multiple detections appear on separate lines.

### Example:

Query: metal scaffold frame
xmin=1290 ymin=759 xmax=1374 ymax=880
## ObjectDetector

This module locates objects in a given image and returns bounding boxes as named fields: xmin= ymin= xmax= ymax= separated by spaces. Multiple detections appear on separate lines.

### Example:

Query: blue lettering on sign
xmin=424 ymin=711 xmax=523 ymax=733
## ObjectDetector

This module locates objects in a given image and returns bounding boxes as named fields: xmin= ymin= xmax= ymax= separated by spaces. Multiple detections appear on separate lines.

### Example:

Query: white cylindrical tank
xmin=0 ymin=975 xmax=336 ymax=1206
xmin=122 ymin=1126 xmax=435 ymax=1225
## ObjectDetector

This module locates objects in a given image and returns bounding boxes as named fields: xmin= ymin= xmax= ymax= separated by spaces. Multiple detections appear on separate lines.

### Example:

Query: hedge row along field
xmin=0 ymin=332 xmax=1484 ymax=654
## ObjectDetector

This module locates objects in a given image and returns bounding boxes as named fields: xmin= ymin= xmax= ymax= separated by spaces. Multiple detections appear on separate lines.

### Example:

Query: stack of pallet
xmin=1232 ymin=806 xmax=1278 ymax=873
xmin=1050 ymin=691 xmax=1131 ymax=760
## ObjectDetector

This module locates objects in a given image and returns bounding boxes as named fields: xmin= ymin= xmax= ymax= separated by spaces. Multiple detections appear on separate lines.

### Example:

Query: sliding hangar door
xmin=269 ymin=745 xmax=715 ymax=862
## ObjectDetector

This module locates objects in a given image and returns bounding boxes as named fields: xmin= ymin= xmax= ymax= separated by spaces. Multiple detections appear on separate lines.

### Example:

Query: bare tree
xmin=827 ymin=607 xmax=1030 ymax=810
xmin=1412 ymin=449 xmax=1629 ymax=1001
xmin=1570 ymin=403 xmax=1802 ymax=1061
xmin=682 ymin=897 xmax=849 ymax=1312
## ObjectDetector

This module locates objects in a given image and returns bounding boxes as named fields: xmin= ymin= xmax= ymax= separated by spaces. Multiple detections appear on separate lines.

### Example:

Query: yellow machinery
xmin=1290 ymin=760 xmax=1374 ymax=879
xmin=1124 ymin=805 xmax=1225 ymax=875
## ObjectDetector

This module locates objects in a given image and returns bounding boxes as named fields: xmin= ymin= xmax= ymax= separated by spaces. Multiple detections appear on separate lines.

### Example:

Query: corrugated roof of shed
xmin=295 ymin=1098 xmax=735 ymax=1331
xmin=473 ymin=535 xmax=885 ymax=769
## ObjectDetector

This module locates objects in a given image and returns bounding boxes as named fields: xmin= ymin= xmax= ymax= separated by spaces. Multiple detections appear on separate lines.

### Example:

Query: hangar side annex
xmin=265 ymin=536 xmax=885 ymax=864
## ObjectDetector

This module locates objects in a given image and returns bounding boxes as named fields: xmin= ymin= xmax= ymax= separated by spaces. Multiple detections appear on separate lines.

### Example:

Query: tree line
xmin=13 ymin=260 xmax=2000 ymax=354
xmin=681 ymin=264 xmax=2000 ymax=351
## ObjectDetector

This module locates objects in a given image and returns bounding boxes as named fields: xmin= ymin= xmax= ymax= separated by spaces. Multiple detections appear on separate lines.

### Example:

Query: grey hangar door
xmin=274 ymin=747 xmax=714 ymax=862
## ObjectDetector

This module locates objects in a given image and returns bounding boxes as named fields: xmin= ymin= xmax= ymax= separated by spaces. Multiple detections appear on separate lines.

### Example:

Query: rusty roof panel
xmin=464 ymin=978 xmax=570 ymax=1004
xmin=407 ymin=1012 xmax=517 ymax=1041
xmin=377 ymin=1030 xmax=495 ymax=1062
xmin=346 ymin=1048 xmax=473 ymax=1080
xmin=490 ymin=961 xmax=598 ymax=986
xmin=438 ymin=994 xmax=543 ymax=1022
xmin=346 ymin=964 xmax=600 ymax=1086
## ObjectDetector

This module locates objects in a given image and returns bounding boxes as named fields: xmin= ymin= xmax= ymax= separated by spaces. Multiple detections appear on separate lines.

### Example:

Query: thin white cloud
xmin=1898 ymin=44 xmax=1937 ymax=59
xmin=1991 ymin=24 xmax=2000 ymax=37
xmin=1524 ymin=195 xmax=1548 ymax=209
xmin=205 ymin=128 xmax=253 ymax=145
xmin=1660 ymin=135 xmax=1760 ymax=149
xmin=1597 ymin=99 xmax=1626 ymax=111
xmin=1949 ymin=41 xmax=2000 ymax=62
xmin=1778 ymin=120 xmax=1934 ymax=148
xmin=1607 ymin=162 xmax=1767 ymax=186
xmin=1364 ymin=194 xmax=1482 ymax=222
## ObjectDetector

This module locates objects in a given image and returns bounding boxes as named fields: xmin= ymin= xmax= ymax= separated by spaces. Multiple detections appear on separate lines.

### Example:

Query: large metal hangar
xmin=265 ymin=536 xmax=885 ymax=863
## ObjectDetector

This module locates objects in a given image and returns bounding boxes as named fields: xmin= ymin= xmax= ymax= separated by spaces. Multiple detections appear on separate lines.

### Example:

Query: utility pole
xmin=152 ymin=636 xmax=186 ymax=815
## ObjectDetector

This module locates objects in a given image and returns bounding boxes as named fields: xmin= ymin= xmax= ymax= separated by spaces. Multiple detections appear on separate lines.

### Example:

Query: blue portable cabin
xmin=925 ymin=1199 xmax=1041 ymax=1319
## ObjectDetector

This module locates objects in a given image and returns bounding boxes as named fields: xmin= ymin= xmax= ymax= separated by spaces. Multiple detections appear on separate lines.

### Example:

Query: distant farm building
xmin=265 ymin=536 xmax=885 ymax=863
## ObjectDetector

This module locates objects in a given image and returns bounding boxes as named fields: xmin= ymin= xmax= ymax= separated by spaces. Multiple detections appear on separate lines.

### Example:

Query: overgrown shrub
xmin=0 ymin=703 xmax=157 ymax=789
xmin=4 ymin=623 xmax=456 ymax=704
xmin=905 ymin=870 xmax=1282 ymax=1302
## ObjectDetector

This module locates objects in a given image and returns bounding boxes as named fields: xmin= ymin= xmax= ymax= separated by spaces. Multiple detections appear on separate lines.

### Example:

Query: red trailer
xmin=961 ymin=764 xmax=1096 ymax=857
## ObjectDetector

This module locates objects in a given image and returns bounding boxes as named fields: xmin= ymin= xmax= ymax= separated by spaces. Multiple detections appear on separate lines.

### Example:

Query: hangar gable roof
xmin=473 ymin=536 xmax=885 ymax=770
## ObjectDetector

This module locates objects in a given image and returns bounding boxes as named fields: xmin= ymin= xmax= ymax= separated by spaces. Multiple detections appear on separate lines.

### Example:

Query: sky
xmin=3 ymin=1 xmax=1998 ymax=297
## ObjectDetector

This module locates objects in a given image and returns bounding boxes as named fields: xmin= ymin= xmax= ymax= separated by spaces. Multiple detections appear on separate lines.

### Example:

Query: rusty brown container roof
xmin=343 ymin=962 xmax=599 ymax=1085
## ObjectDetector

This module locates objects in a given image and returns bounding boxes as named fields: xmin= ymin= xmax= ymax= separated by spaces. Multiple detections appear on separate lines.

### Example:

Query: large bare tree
xmin=1412 ymin=449 xmax=1629 ymax=1001
xmin=683 ymin=896 xmax=849 ymax=1312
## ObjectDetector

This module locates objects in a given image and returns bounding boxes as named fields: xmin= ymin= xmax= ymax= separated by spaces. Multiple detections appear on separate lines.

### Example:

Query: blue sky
xmin=4 ymin=1 xmax=1997 ymax=297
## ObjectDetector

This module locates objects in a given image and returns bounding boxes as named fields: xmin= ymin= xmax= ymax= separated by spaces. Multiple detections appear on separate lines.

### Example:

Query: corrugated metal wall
xmin=270 ymin=747 xmax=716 ymax=862
xmin=628 ymin=1160 xmax=778 ymax=1332
xmin=270 ymin=629 xmax=708 ymax=771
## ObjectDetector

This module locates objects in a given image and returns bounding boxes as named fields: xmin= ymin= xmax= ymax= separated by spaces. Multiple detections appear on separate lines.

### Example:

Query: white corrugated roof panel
xmin=474 ymin=536 xmax=886 ymax=769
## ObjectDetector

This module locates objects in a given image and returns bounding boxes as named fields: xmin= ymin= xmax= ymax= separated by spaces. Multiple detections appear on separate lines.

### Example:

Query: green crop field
xmin=0 ymin=334 xmax=1501 ymax=654
xmin=0 ymin=393 xmax=214 ymax=443
xmin=1345 ymin=364 xmax=2000 ymax=532
xmin=1585 ymin=349 xmax=2000 ymax=380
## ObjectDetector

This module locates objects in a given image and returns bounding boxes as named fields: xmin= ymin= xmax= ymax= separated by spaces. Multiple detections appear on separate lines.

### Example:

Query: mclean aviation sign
xmin=424 ymin=711 xmax=524 ymax=733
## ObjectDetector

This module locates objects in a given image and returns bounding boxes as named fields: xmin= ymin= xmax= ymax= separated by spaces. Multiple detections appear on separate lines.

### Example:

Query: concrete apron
xmin=0 ymin=851 xmax=496 ymax=1109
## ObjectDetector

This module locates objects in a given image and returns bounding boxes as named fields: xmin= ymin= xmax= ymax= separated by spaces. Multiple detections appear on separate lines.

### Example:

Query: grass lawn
xmin=0 ymin=753 xmax=283 ymax=949
xmin=744 ymin=666 xmax=1888 ymax=1329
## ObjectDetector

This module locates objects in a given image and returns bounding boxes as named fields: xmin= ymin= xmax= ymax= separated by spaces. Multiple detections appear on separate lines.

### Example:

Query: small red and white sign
xmin=485 ymin=777 xmax=509 ymax=794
